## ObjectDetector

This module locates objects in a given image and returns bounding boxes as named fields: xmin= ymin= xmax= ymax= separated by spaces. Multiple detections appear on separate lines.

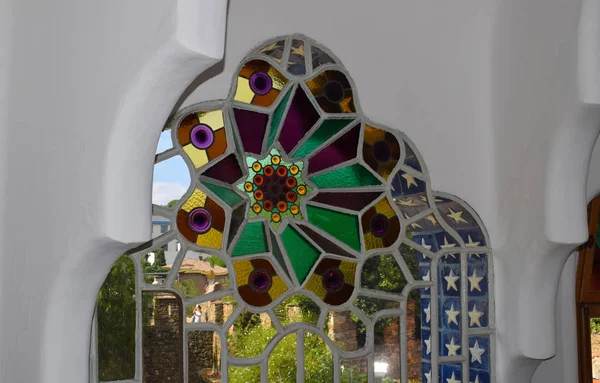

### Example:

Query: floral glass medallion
xmin=96 ymin=34 xmax=495 ymax=383
xmin=237 ymin=148 xmax=311 ymax=227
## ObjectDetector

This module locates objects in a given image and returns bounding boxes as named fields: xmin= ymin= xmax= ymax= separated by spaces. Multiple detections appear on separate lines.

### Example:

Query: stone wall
xmin=146 ymin=296 xmax=420 ymax=381
xmin=146 ymin=296 xmax=231 ymax=382
xmin=143 ymin=296 xmax=182 ymax=383
xmin=406 ymin=299 xmax=422 ymax=381
xmin=328 ymin=311 xmax=359 ymax=351
xmin=188 ymin=331 xmax=217 ymax=383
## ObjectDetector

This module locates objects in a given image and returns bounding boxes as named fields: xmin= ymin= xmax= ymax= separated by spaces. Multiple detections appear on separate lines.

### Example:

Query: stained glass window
xmin=93 ymin=34 xmax=494 ymax=383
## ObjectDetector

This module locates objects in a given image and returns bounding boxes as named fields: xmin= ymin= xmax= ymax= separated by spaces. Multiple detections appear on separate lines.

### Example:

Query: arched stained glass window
xmin=93 ymin=34 xmax=495 ymax=383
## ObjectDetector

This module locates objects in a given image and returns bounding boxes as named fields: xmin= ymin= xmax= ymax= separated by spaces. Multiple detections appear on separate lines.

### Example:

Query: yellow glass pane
xmin=234 ymin=77 xmax=254 ymax=103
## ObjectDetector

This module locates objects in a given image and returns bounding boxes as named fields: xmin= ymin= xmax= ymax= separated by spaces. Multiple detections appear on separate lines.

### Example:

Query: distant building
xmin=165 ymin=258 xmax=229 ymax=295
xmin=151 ymin=215 xmax=180 ymax=266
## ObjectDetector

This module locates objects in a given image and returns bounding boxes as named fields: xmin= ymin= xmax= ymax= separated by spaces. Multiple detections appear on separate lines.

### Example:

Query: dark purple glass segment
xmin=190 ymin=124 xmax=215 ymax=149
xmin=324 ymin=81 xmax=344 ymax=103
xmin=188 ymin=208 xmax=212 ymax=233
xmin=249 ymin=71 xmax=272 ymax=95
xmin=322 ymin=268 xmax=344 ymax=292
xmin=296 ymin=224 xmax=355 ymax=259
xmin=249 ymin=269 xmax=272 ymax=293
xmin=233 ymin=108 xmax=269 ymax=154
xmin=373 ymin=140 xmax=392 ymax=162
xmin=311 ymin=191 xmax=383 ymax=211
xmin=370 ymin=214 xmax=390 ymax=238
xmin=278 ymin=87 xmax=320 ymax=153
xmin=202 ymin=153 xmax=243 ymax=184
xmin=308 ymin=124 xmax=360 ymax=174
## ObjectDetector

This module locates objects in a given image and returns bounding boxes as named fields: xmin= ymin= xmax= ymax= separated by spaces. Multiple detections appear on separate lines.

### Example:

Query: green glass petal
xmin=310 ymin=164 xmax=381 ymax=189
xmin=227 ymin=204 xmax=247 ymax=248
xmin=232 ymin=221 xmax=268 ymax=257
xmin=280 ymin=225 xmax=321 ymax=283
xmin=269 ymin=231 xmax=291 ymax=279
xmin=266 ymin=88 xmax=293 ymax=149
xmin=293 ymin=118 xmax=353 ymax=158
xmin=306 ymin=205 xmax=361 ymax=251
xmin=204 ymin=181 xmax=243 ymax=207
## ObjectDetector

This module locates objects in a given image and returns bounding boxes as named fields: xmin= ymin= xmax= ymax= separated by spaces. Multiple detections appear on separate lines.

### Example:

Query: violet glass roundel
xmin=190 ymin=124 xmax=215 ymax=149
xmin=249 ymin=268 xmax=272 ymax=293
xmin=249 ymin=71 xmax=272 ymax=95
xmin=322 ymin=268 xmax=345 ymax=292
xmin=370 ymin=213 xmax=390 ymax=238
xmin=188 ymin=208 xmax=212 ymax=234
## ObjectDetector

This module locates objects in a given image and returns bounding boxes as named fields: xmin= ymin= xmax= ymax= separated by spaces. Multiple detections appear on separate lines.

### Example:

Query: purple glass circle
xmin=370 ymin=214 xmax=390 ymax=238
xmin=373 ymin=140 xmax=392 ymax=162
xmin=322 ymin=268 xmax=345 ymax=292
xmin=249 ymin=72 xmax=272 ymax=95
xmin=190 ymin=124 xmax=214 ymax=149
xmin=324 ymin=80 xmax=344 ymax=103
xmin=188 ymin=208 xmax=212 ymax=234
xmin=249 ymin=268 xmax=272 ymax=293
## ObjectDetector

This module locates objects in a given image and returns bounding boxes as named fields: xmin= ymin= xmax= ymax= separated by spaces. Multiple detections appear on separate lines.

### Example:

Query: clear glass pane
xmin=374 ymin=316 xmax=400 ymax=382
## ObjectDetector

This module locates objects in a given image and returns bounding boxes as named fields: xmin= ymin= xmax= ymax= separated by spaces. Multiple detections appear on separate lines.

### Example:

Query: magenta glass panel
xmin=278 ymin=87 xmax=320 ymax=153
xmin=202 ymin=153 xmax=243 ymax=184
xmin=307 ymin=124 xmax=360 ymax=174
xmin=234 ymin=108 xmax=269 ymax=154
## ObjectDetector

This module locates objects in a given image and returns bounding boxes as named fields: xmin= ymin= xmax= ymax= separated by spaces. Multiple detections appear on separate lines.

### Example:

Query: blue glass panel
xmin=390 ymin=170 xmax=427 ymax=197
xmin=469 ymin=336 xmax=491 ymax=372
xmin=439 ymin=260 xmax=461 ymax=297
xmin=422 ymin=362 xmax=432 ymax=383
xmin=469 ymin=369 xmax=490 ymax=383
xmin=439 ymin=364 xmax=462 ymax=383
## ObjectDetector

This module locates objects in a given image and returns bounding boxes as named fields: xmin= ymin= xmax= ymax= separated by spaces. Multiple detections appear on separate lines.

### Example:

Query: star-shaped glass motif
xmin=237 ymin=148 xmax=312 ymax=228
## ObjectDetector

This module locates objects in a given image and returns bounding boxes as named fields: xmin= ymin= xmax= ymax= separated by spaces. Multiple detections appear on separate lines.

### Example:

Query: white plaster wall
xmin=532 ymin=134 xmax=600 ymax=382
xmin=0 ymin=0 xmax=596 ymax=382
xmin=183 ymin=0 xmax=496 ymax=227
xmin=0 ymin=1 xmax=227 ymax=382
xmin=531 ymin=252 xmax=579 ymax=383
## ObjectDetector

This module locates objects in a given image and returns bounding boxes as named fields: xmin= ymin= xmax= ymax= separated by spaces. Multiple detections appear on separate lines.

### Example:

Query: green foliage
xmin=174 ymin=279 xmax=200 ymax=299
xmin=268 ymin=333 xmax=298 ymax=382
xmin=96 ymin=255 xmax=136 ymax=381
xmin=141 ymin=252 xmax=169 ymax=284
xmin=167 ymin=199 xmax=179 ymax=208
xmin=273 ymin=294 xmax=320 ymax=325
xmin=361 ymin=254 xmax=406 ymax=294
xmin=591 ymin=318 xmax=600 ymax=334
xmin=205 ymin=255 xmax=226 ymax=268
xmin=228 ymin=300 xmax=332 ymax=383
xmin=154 ymin=247 xmax=166 ymax=267
xmin=341 ymin=364 xmax=367 ymax=383
xmin=303 ymin=332 xmax=333 ymax=383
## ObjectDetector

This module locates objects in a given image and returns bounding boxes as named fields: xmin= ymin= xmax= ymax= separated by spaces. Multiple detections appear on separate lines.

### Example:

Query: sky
xmin=152 ymin=131 xmax=191 ymax=205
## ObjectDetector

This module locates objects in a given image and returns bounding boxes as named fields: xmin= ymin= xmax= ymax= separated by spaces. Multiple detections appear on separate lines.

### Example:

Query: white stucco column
xmin=0 ymin=1 xmax=227 ymax=382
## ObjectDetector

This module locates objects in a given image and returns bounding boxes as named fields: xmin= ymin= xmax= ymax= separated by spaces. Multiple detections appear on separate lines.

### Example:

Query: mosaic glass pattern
xmin=103 ymin=34 xmax=494 ymax=383
xmin=237 ymin=148 xmax=311 ymax=228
